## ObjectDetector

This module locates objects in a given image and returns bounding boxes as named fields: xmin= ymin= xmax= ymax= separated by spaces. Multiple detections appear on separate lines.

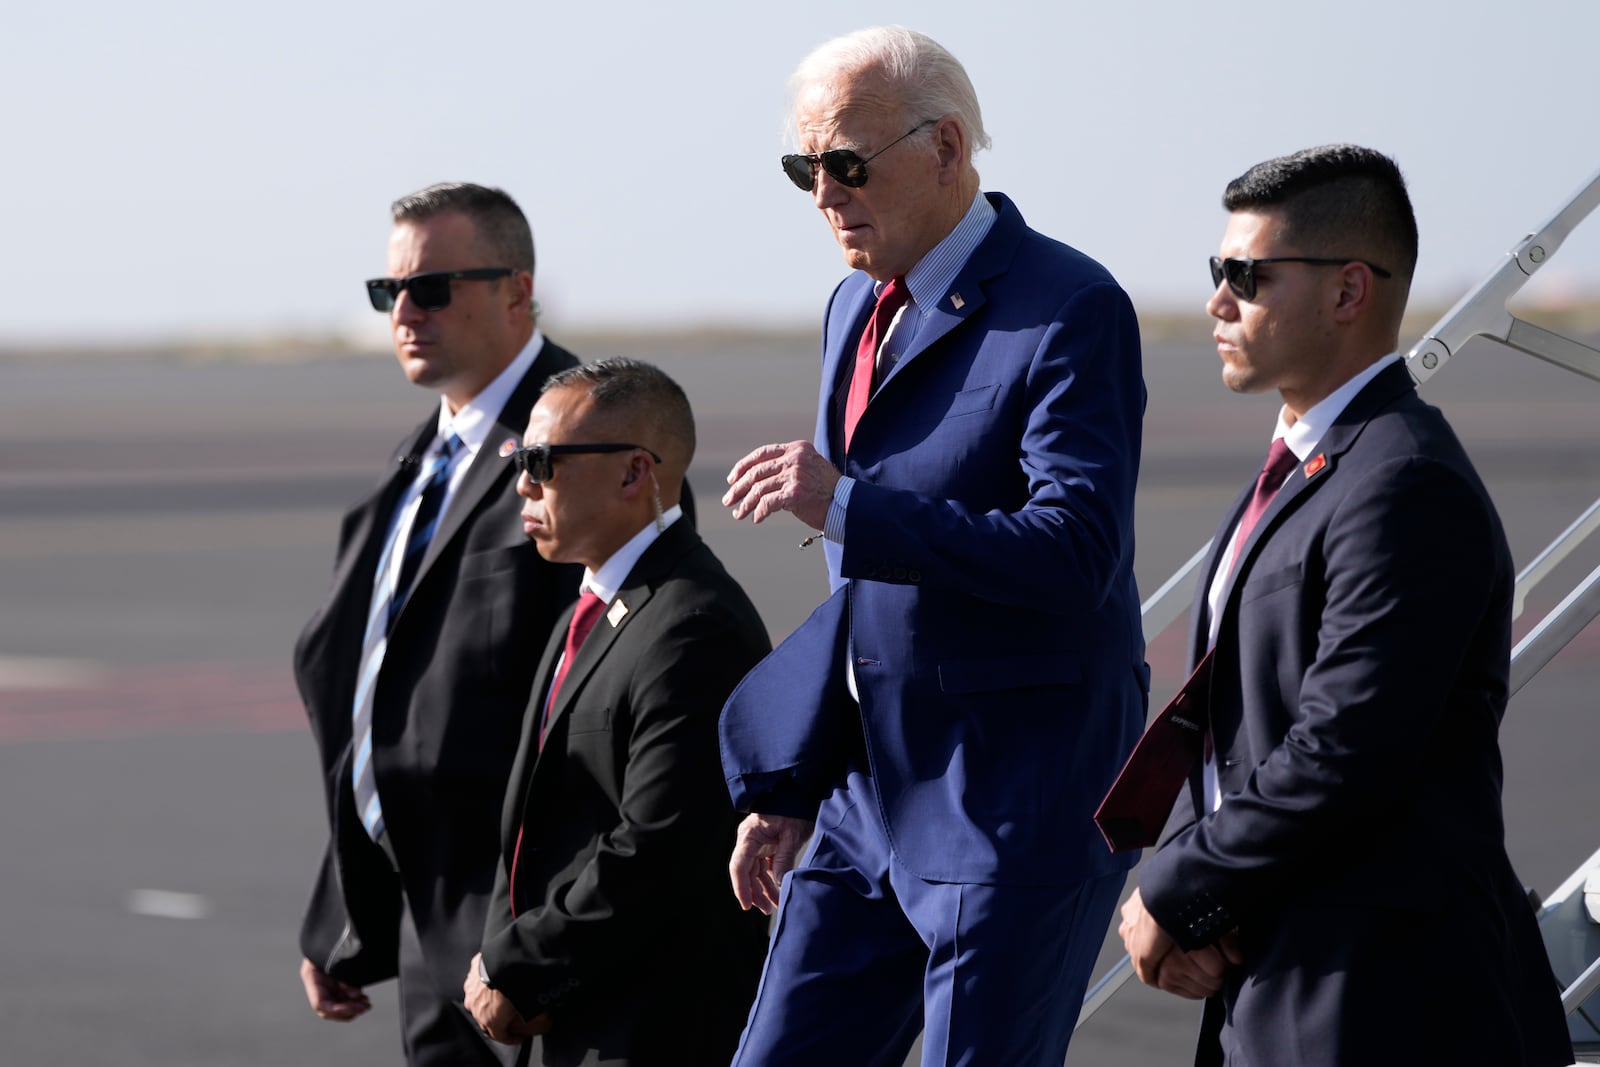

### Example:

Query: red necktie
xmin=1229 ymin=437 xmax=1298 ymax=570
xmin=843 ymin=276 xmax=910 ymax=452
xmin=511 ymin=589 xmax=606 ymax=917
xmin=540 ymin=590 xmax=607 ymax=748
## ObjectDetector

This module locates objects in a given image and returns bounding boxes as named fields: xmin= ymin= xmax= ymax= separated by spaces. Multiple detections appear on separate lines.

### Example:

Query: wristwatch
xmin=477 ymin=957 xmax=495 ymax=989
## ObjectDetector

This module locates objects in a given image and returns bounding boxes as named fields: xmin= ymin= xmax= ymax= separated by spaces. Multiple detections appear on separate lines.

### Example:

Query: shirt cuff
xmin=824 ymin=477 xmax=855 ymax=543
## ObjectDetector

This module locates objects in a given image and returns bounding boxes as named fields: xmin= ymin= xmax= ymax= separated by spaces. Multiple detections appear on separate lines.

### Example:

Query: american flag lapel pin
xmin=1304 ymin=453 xmax=1327 ymax=479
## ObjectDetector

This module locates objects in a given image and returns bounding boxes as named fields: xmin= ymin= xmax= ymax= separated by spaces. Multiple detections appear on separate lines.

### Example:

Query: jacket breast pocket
xmin=942 ymin=383 xmax=999 ymax=420
xmin=564 ymin=704 xmax=614 ymax=736
xmin=1239 ymin=561 xmax=1303 ymax=603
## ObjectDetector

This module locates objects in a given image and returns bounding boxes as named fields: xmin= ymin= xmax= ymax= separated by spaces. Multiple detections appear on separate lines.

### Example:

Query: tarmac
xmin=1 ymin=321 xmax=1597 ymax=1064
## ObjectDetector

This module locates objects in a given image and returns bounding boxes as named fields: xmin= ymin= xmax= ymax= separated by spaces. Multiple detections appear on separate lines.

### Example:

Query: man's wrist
xmin=824 ymin=476 xmax=855 ymax=543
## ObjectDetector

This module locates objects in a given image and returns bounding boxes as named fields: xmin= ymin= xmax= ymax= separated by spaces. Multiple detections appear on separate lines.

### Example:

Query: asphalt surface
xmin=2 ymin=323 xmax=1597 ymax=1065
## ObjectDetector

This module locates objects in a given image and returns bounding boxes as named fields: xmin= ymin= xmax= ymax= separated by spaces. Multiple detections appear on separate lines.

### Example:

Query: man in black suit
xmin=297 ymin=182 xmax=581 ymax=1065
xmin=465 ymin=358 xmax=770 ymax=1066
xmin=1118 ymin=146 xmax=1572 ymax=1065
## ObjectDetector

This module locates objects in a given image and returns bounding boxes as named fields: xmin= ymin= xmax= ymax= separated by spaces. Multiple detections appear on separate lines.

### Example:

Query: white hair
xmin=786 ymin=25 xmax=991 ymax=160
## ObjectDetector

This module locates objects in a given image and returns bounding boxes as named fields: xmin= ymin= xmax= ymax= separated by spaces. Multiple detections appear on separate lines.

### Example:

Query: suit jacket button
xmin=908 ymin=569 xmax=922 ymax=582
xmin=892 ymin=567 xmax=907 ymax=580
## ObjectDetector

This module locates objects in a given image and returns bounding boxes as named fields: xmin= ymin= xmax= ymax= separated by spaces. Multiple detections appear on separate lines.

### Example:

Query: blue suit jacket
xmin=1139 ymin=362 xmax=1571 ymax=1066
xmin=721 ymin=193 xmax=1148 ymax=886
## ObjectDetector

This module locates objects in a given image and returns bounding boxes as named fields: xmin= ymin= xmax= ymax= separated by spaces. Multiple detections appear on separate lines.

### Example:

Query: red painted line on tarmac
xmin=4 ymin=611 xmax=1590 ymax=745
xmin=0 ymin=661 xmax=304 ymax=744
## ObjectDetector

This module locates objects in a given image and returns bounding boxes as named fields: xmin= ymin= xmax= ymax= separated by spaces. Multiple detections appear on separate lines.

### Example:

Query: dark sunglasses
xmin=1209 ymin=256 xmax=1393 ymax=302
xmin=510 ymin=443 xmax=662 ymax=484
xmin=781 ymin=119 xmax=936 ymax=192
xmin=365 ymin=268 xmax=514 ymax=312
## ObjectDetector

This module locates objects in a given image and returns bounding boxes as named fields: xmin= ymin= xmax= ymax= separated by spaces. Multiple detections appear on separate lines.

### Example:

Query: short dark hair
xmin=544 ymin=358 xmax=696 ymax=464
xmin=391 ymin=182 xmax=535 ymax=275
xmin=1223 ymin=145 xmax=1417 ymax=282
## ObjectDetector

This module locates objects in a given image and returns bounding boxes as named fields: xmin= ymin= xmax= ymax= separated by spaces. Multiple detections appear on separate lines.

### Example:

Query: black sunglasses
xmin=1209 ymin=256 xmax=1393 ymax=302
xmin=510 ymin=443 xmax=662 ymax=484
xmin=781 ymin=119 xmax=937 ymax=192
xmin=365 ymin=268 xmax=514 ymax=312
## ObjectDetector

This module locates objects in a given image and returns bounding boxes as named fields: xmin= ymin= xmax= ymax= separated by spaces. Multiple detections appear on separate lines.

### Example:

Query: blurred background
xmin=3 ymin=1 xmax=1599 ymax=1063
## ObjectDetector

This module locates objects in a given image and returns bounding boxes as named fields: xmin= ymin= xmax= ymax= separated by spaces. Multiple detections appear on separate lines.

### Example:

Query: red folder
xmin=1094 ymin=649 xmax=1214 ymax=852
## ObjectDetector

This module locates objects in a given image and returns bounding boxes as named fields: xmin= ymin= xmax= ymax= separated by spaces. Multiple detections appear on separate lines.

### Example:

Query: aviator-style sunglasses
xmin=510 ymin=443 xmax=662 ymax=484
xmin=781 ymin=119 xmax=937 ymax=192
xmin=365 ymin=268 xmax=514 ymax=312
xmin=1209 ymin=255 xmax=1392 ymax=302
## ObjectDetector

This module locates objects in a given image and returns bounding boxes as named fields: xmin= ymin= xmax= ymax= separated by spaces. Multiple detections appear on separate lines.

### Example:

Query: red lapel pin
xmin=1304 ymin=453 xmax=1327 ymax=478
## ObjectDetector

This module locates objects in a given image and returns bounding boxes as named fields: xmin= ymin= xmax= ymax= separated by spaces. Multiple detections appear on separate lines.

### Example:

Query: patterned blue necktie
xmin=352 ymin=432 xmax=464 ymax=842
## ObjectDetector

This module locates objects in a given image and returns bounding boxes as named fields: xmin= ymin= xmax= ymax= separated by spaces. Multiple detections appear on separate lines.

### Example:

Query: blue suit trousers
xmin=731 ymin=772 xmax=1123 ymax=1067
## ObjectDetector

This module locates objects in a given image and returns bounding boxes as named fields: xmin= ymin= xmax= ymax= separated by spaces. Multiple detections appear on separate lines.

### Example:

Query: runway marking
xmin=127 ymin=889 xmax=212 ymax=920
xmin=0 ymin=660 xmax=304 ymax=744
xmin=0 ymin=656 xmax=105 ymax=690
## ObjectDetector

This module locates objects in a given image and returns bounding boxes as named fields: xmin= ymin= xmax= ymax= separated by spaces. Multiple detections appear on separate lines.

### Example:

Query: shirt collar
xmin=877 ymin=192 xmax=997 ymax=310
xmin=1276 ymin=353 xmax=1401 ymax=461
xmin=433 ymin=329 xmax=547 ymax=455
xmin=582 ymin=505 xmax=683 ymax=604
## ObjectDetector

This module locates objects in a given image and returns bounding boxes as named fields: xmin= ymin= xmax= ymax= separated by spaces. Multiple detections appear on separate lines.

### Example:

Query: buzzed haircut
xmin=544 ymin=358 xmax=696 ymax=464
xmin=1223 ymin=144 xmax=1418 ymax=282
xmin=391 ymin=182 xmax=536 ymax=275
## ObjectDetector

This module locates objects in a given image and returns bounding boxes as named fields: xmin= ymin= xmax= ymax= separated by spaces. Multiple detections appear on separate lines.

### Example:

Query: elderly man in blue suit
xmin=719 ymin=25 xmax=1148 ymax=1066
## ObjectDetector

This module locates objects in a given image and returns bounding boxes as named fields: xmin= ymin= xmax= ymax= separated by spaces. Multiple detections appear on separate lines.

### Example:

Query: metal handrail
xmin=1514 ymin=497 xmax=1600 ymax=619
xmin=1076 ymin=165 xmax=1600 ymax=1036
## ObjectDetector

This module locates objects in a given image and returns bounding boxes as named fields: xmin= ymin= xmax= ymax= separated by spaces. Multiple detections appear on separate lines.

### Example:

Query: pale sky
xmin=5 ymin=0 xmax=1598 ymax=345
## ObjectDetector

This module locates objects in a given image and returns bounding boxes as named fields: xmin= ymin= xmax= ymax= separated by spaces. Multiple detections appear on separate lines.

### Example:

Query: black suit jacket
xmin=480 ymin=519 xmax=771 ymax=1067
xmin=297 ymin=340 xmax=582 ymax=993
xmin=1140 ymin=362 xmax=1571 ymax=1066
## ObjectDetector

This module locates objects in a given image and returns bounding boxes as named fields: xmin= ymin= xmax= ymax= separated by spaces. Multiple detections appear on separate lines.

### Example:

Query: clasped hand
xmin=1118 ymin=889 xmax=1242 ymax=1000
xmin=463 ymin=953 xmax=551 ymax=1045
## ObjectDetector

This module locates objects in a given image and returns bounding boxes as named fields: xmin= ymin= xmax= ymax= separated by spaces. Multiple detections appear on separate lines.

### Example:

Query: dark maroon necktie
xmin=1229 ymin=437 xmax=1298 ymax=569
xmin=1093 ymin=438 xmax=1300 ymax=852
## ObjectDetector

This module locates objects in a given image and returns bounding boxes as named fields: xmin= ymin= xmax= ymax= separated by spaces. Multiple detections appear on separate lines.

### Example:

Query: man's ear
xmin=1331 ymin=262 xmax=1376 ymax=323
xmin=619 ymin=451 xmax=653 ymax=497
xmin=934 ymin=118 xmax=967 ymax=184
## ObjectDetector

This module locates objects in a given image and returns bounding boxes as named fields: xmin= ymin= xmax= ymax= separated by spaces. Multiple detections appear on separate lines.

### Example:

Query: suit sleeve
xmin=477 ymin=606 xmax=764 ymax=1017
xmin=1139 ymin=456 xmax=1508 ymax=949
xmin=839 ymin=280 xmax=1143 ymax=611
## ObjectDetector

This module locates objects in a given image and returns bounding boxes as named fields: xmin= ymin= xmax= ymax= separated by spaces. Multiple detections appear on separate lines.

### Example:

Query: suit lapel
xmin=852 ymin=194 xmax=1023 ymax=438
xmin=1212 ymin=361 xmax=1416 ymax=623
xmin=535 ymin=521 xmax=701 ymax=761
xmin=327 ymin=415 xmax=434 ymax=621
xmin=408 ymin=356 xmax=548 ymax=600
xmin=895 ymin=193 xmax=1019 ymax=373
